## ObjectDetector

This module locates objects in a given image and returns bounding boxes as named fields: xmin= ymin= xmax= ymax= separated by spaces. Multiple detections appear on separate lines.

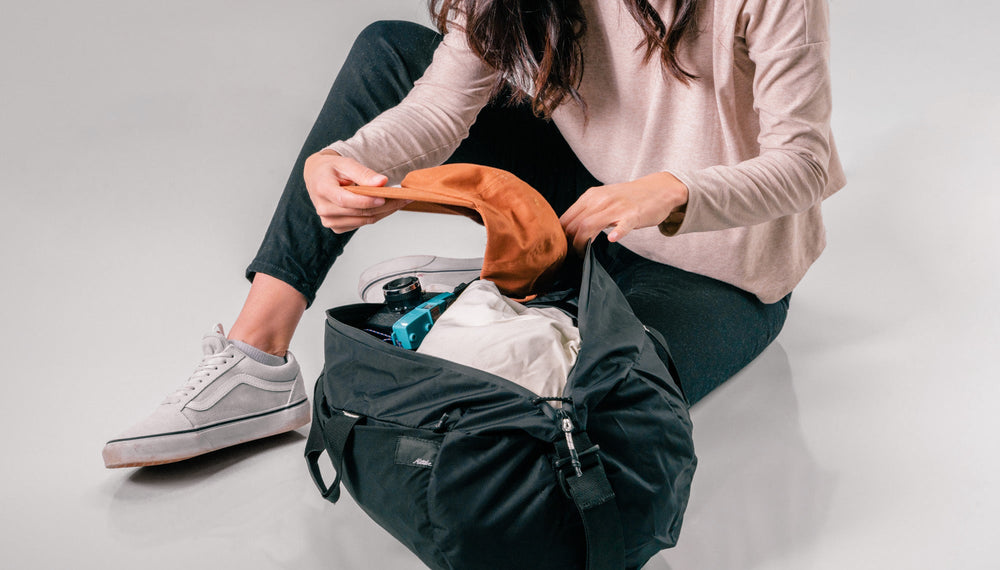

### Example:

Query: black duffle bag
xmin=305 ymin=245 xmax=697 ymax=570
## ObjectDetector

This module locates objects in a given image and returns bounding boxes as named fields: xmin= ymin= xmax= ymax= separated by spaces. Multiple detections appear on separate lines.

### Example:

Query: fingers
xmin=306 ymin=150 xmax=388 ymax=201
xmin=563 ymin=215 xmax=621 ymax=256
xmin=606 ymin=220 xmax=635 ymax=243
xmin=322 ymin=160 xmax=389 ymax=210
xmin=561 ymin=175 xmax=687 ymax=254
xmin=320 ymin=212 xmax=392 ymax=234
xmin=560 ymin=199 xmax=593 ymax=255
xmin=314 ymin=197 xmax=410 ymax=221
xmin=317 ymin=198 xmax=411 ymax=233
xmin=320 ymin=183 xmax=389 ymax=211
xmin=332 ymin=160 xmax=389 ymax=190
xmin=315 ymin=148 xmax=387 ymax=186
xmin=305 ymin=150 xmax=405 ymax=233
xmin=568 ymin=219 xmax=631 ymax=254
xmin=561 ymin=187 xmax=634 ymax=255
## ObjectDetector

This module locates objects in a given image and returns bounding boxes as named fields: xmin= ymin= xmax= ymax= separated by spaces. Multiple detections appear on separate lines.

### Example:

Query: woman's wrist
xmin=650 ymin=171 xmax=688 ymax=236
xmin=315 ymin=148 xmax=342 ymax=158
xmin=648 ymin=171 xmax=688 ymax=210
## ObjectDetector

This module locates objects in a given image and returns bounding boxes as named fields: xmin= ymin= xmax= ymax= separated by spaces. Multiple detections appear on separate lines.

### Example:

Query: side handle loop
xmin=305 ymin=407 xmax=362 ymax=503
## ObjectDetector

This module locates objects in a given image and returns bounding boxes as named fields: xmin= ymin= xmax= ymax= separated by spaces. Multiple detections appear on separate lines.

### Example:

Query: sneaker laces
xmin=163 ymin=349 xmax=234 ymax=404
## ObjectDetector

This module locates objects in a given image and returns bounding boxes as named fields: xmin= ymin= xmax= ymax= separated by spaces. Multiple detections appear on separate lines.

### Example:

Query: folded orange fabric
xmin=347 ymin=164 xmax=567 ymax=298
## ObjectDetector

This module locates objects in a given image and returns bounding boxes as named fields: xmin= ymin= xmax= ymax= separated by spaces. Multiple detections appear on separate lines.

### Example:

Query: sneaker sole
xmin=102 ymin=399 xmax=311 ymax=468
xmin=358 ymin=255 xmax=483 ymax=302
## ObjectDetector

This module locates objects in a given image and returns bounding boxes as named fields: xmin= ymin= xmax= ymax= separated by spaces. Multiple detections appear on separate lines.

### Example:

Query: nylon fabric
xmin=306 ymin=245 xmax=696 ymax=569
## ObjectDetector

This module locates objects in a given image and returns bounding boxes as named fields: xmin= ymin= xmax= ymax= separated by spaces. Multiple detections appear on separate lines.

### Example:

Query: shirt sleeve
xmin=665 ymin=0 xmax=836 ymax=235
xmin=326 ymin=20 xmax=498 ymax=185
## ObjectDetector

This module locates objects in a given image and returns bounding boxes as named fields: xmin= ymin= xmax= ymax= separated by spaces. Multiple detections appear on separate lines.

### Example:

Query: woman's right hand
xmin=303 ymin=149 xmax=409 ymax=233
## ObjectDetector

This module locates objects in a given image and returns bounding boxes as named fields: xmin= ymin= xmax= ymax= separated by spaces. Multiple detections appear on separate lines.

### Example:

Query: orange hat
xmin=347 ymin=164 xmax=567 ymax=298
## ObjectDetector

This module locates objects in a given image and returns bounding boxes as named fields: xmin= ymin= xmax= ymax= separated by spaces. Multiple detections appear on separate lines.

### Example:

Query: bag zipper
xmin=556 ymin=407 xmax=583 ymax=477
xmin=328 ymin=312 xmax=596 ymax=441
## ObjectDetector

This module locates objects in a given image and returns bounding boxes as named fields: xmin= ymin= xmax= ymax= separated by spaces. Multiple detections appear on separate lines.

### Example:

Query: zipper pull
xmin=557 ymin=409 xmax=584 ymax=478
xmin=430 ymin=412 xmax=450 ymax=433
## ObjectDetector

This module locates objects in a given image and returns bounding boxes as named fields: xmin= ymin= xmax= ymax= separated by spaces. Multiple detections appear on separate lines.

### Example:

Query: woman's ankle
xmin=228 ymin=273 xmax=307 ymax=357
xmin=227 ymin=330 xmax=292 ymax=358
xmin=230 ymin=339 xmax=287 ymax=365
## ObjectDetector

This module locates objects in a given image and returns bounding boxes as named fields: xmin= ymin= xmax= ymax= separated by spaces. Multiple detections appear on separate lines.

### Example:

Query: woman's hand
xmin=303 ymin=149 xmax=410 ymax=233
xmin=559 ymin=171 xmax=689 ymax=255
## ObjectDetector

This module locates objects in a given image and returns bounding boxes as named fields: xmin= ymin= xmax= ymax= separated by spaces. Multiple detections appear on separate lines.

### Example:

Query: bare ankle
xmin=228 ymin=273 xmax=307 ymax=358
xmin=227 ymin=333 xmax=290 ymax=358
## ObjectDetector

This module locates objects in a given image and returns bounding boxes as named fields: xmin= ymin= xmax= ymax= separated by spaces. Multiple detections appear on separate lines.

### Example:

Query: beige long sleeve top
xmin=328 ymin=0 xmax=847 ymax=303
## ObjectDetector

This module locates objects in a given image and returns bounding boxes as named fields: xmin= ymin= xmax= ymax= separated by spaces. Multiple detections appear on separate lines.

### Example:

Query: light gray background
xmin=1 ymin=1 xmax=998 ymax=568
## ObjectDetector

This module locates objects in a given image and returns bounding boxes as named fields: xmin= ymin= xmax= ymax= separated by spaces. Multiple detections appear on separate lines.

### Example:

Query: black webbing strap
xmin=304 ymin=409 xmax=362 ymax=503
xmin=554 ymin=432 xmax=626 ymax=570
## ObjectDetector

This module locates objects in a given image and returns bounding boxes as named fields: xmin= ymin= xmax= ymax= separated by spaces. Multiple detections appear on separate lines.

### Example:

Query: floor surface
xmin=2 ymin=1 xmax=998 ymax=568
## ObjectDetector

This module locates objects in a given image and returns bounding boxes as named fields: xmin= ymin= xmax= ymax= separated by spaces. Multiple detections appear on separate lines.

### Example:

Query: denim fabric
xmin=247 ymin=20 xmax=790 ymax=405
xmin=591 ymin=237 xmax=790 ymax=405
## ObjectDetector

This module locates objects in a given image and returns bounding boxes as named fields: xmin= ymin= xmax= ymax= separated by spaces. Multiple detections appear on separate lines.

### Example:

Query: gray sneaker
xmin=102 ymin=325 xmax=310 ymax=468
xmin=358 ymin=255 xmax=483 ymax=302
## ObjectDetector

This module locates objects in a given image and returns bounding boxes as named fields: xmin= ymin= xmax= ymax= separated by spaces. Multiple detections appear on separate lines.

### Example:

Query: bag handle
xmin=554 ymin=432 xmax=626 ymax=570
xmin=305 ymin=408 xmax=362 ymax=503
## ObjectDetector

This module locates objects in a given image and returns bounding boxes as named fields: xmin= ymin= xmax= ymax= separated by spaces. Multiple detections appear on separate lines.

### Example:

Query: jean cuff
xmin=245 ymin=260 xmax=318 ymax=309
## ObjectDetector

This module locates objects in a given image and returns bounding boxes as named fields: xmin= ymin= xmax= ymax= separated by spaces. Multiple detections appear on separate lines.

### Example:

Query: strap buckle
xmin=554 ymin=443 xmax=603 ymax=499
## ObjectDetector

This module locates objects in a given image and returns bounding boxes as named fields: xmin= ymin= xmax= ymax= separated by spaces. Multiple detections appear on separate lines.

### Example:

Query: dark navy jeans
xmin=247 ymin=21 xmax=790 ymax=405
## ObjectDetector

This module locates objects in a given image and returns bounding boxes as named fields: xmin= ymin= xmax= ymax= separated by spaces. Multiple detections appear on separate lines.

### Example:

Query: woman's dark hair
xmin=429 ymin=0 xmax=700 ymax=118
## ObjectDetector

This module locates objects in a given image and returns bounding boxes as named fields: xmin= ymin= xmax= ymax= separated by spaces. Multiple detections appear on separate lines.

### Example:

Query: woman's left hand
xmin=560 ymin=171 xmax=689 ymax=255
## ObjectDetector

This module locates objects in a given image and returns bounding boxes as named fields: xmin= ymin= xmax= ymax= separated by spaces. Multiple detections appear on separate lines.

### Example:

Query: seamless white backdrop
xmin=1 ymin=1 xmax=997 ymax=568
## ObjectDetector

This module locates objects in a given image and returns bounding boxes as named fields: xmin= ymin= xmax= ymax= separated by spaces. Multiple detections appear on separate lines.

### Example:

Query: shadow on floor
xmin=650 ymin=343 xmax=836 ymax=570
xmin=118 ymin=430 xmax=307 ymax=489
xmin=102 ymin=429 xmax=310 ymax=548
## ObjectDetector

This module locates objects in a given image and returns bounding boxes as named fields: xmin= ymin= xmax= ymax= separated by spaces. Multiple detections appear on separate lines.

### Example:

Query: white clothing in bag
xmin=417 ymin=280 xmax=580 ymax=399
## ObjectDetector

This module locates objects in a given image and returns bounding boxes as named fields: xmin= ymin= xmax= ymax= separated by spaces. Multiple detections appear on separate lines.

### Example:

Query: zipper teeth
xmin=332 ymin=409 xmax=433 ymax=431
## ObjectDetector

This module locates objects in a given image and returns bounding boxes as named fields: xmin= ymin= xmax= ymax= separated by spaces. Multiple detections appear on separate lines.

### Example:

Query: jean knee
xmin=352 ymin=20 xmax=438 ymax=56
xmin=356 ymin=20 xmax=412 ymax=42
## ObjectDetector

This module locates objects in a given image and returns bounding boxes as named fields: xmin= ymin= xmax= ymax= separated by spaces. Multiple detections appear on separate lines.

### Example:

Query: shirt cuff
xmin=658 ymin=169 xmax=700 ymax=236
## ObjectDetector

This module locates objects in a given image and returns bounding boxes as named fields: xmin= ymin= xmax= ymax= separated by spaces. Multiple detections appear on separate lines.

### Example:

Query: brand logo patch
xmin=394 ymin=436 xmax=440 ymax=470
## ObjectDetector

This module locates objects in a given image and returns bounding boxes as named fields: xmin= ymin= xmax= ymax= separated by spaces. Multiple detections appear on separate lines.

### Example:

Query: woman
xmin=103 ymin=0 xmax=844 ymax=468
